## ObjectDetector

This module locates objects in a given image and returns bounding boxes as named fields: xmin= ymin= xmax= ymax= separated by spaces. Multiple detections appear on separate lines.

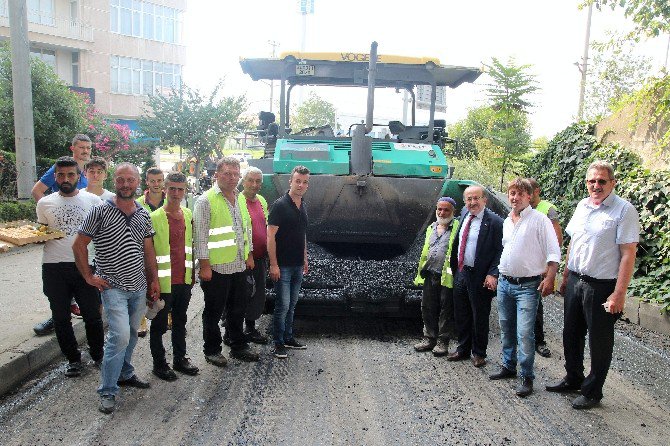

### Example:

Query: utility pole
xmin=577 ymin=3 xmax=593 ymax=120
xmin=8 ymin=0 xmax=37 ymax=200
xmin=268 ymin=40 xmax=279 ymax=113
xmin=298 ymin=0 xmax=314 ymax=106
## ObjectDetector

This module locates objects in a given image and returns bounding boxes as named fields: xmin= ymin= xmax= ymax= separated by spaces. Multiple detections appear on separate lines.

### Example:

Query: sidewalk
xmin=0 ymin=243 xmax=87 ymax=397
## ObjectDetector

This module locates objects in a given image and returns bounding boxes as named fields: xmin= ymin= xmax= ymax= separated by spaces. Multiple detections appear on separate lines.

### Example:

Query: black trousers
xmin=420 ymin=271 xmax=455 ymax=341
xmin=563 ymin=271 xmax=619 ymax=400
xmin=535 ymin=298 xmax=546 ymax=345
xmin=201 ymin=270 xmax=248 ymax=355
xmin=42 ymin=262 xmax=104 ymax=363
xmin=452 ymin=268 xmax=493 ymax=358
xmin=150 ymin=284 xmax=193 ymax=367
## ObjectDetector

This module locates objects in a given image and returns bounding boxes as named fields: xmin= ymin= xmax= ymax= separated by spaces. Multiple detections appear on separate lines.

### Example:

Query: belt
xmin=501 ymin=274 xmax=541 ymax=285
xmin=569 ymin=270 xmax=617 ymax=284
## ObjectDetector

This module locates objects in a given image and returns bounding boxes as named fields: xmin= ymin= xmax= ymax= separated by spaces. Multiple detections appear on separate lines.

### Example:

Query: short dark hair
xmin=527 ymin=177 xmax=540 ymax=191
xmin=84 ymin=156 xmax=108 ymax=171
xmin=145 ymin=167 xmax=163 ymax=178
xmin=217 ymin=156 xmax=240 ymax=171
xmin=71 ymin=134 xmax=91 ymax=145
xmin=507 ymin=177 xmax=533 ymax=196
xmin=54 ymin=156 xmax=79 ymax=172
xmin=291 ymin=165 xmax=310 ymax=176
xmin=165 ymin=171 xmax=187 ymax=184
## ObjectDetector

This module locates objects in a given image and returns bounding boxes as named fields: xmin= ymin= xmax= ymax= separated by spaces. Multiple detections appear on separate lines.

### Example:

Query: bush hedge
xmin=526 ymin=123 xmax=670 ymax=311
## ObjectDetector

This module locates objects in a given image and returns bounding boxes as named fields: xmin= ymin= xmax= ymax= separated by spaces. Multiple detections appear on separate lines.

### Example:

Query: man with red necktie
xmin=447 ymin=185 xmax=503 ymax=368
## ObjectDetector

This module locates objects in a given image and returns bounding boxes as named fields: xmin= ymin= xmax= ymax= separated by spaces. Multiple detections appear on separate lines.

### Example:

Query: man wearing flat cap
xmin=413 ymin=197 xmax=460 ymax=356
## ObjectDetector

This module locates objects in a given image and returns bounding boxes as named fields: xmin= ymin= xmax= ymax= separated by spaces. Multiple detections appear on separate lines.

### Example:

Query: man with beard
xmin=36 ymin=157 xmax=104 ymax=378
xmin=73 ymin=163 xmax=160 ymax=414
xmin=413 ymin=197 xmax=460 ymax=356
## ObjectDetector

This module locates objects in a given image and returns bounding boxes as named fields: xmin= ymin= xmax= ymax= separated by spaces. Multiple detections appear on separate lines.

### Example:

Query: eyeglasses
xmin=586 ymin=179 xmax=612 ymax=186
xmin=465 ymin=196 xmax=483 ymax=202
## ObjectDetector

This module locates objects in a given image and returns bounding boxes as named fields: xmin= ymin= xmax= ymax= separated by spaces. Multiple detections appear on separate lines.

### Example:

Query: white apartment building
xmin=0 ymin=0 xmax=186 ymax=128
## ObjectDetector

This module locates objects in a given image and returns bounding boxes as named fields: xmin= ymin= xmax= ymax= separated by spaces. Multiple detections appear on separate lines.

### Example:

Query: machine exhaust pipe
xmin=351 ymin=41 xmax=377 ymax=176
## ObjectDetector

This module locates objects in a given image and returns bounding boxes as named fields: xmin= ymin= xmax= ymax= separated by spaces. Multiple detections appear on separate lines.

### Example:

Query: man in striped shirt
xmin=73 ymin=163 xmax=160 ymax=414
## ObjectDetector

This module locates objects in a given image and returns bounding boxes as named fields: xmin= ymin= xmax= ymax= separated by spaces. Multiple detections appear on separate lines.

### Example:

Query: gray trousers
xmin=245 ymin=257 xmax=268 ymax=322
xmin=421 ymin=271 xmax=456 ymax=341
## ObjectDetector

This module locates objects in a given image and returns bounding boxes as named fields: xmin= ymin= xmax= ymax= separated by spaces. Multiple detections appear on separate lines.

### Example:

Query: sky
xmin=182 ymin=0 xmax=669 ymax=140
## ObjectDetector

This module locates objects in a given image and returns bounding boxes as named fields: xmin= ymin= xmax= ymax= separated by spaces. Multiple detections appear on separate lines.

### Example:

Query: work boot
xmin=516 ymin=377 xmax=533 ymax=397
xmin=432 ymin=339 xmax=449 ymax=356
xmin=414 ymin=337 xmax=436 ymax=352
xmin=205 ymin=353 xmax=228 ymax=367
xmin=173 ymin=357 xmax=199 ymax=376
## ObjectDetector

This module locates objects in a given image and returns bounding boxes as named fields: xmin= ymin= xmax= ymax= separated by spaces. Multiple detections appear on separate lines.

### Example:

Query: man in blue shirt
xmin=31 ymin=134 xmax=92 ymax=201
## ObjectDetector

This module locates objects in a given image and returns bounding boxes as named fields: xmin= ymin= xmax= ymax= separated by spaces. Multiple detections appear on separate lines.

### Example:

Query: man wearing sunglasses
xmin=546 ymin=161 xmax=639 ymax=410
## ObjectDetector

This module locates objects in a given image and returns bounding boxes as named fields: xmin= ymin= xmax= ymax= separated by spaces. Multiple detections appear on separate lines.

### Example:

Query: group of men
xmin=33 ymin=135 xmax=312 ymax=414
xmin=414 ymin=162 xmax=639 ymax=410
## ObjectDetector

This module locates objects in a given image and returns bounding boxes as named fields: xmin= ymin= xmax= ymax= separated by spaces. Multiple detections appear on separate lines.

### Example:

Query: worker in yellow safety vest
xmin=413 ymin=196 xmax=461 ymax=357
xmin=193 ymin=156 xmax=259 ymax=367
xmin=147 ymin=171 xmax=200 ymax=381
xmin=528 ymin=178 xmax=564 ymax=359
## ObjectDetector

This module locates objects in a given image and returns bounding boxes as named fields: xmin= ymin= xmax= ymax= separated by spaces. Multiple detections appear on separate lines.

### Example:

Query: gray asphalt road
xmin=0 ymin=288 xmax=668 ymax=446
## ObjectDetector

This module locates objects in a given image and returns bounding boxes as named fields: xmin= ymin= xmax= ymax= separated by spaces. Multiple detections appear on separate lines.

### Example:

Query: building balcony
xmin=0 ymin=13 xmax=93 ymax=44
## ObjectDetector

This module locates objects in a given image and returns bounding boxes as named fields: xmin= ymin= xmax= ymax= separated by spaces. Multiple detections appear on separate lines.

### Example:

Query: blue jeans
xmin=273 ymin=266 xmax=303 ymax=345
xmin=98 ymin=287 xmax=146 ymax=396
xmin=496 ymin=277 xmax=541 ymax=379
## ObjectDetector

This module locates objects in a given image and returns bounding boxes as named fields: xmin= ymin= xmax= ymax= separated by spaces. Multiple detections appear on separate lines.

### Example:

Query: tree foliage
xmin=0 ymin=43 xmax=88 ymax=159
xmin=526 ymin=122 xmax=670 ymax=310
xmin=584 ymin=0 xmax=670 ymax=38
xmin=483 ymin=57 xmax=538 ymax=189
xmin=446 ymin=106 xmax=496 ymax=158
xmin=139 ymin=81 xmax=249 ymax=175
xmin=583 ymin=37 xmax=653 ymax=120
xmin=290 ymin=92 xmax=337 ymax=133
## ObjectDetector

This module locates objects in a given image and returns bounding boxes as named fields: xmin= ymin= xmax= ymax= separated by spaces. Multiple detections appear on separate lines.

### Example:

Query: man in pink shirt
xmin=239 ymin=167 xmax=270 ymax=344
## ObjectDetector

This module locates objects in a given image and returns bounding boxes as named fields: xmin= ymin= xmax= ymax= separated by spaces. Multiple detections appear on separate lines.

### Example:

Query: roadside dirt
xmin=0 ymin=290 xmax=667 ymax=445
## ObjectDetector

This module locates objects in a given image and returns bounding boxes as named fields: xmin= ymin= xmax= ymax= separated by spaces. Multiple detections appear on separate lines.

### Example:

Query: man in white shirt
xmin=36 ymin=157 xmax=104 ymax=378
xmin=547 ymin=161 xmax=639 ymax=410
xmin=489 ymin=178 xmax=560 ymax=397
xmin=84 ymin=157 xmax=115 ymax=201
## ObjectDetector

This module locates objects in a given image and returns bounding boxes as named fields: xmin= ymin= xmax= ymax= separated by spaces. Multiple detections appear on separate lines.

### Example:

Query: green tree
xmin=584 ymin=0 xmax=670 ymax=38
xmin=583 ymin=37 xmax=653 ymax=120
xmin=138 ymin=81 xmax=249 ymax=181
xmin=290 ymin=92 xmax=337 ymax=132
xmin=484 ymin=57 xmax=538 ymax=189
xmin=0 ymin=43 xmax=88 ymax=159
xmin=447 ymin=106 xmax=496 ymax=158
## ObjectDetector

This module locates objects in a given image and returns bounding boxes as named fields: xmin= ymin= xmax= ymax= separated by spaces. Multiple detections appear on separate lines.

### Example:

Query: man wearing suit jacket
xmin=447 ymin=185 xmax=504 ymax=368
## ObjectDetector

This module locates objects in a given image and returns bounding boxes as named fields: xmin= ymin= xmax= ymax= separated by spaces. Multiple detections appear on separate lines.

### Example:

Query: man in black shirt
xmin=268 ymin=165 xmax=310 ymax=359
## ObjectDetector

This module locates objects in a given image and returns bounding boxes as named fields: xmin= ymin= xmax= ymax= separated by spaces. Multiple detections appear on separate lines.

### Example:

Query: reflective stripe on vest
xmin=205 ymin=188 xmax=250 ymax=265
xmin=150 ymin=206 xmax=193 ymax=294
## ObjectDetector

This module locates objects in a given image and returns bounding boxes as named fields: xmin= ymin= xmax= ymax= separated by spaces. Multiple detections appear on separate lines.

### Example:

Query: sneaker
xmin=414 ymin=337 xmax=436 ymax=352
xmin=99 ymin=394 xmax=116 ymax=414
xmin=489 ymin=366 xmax=517 ymax=380
xmin=273 ymin=344 xmax=288 ymax=359
xmin=152 ymin=365 xmax=178 ymax=382
xmin=33 ymin=317 xmax=54 ymax=336
xmin=117 ymin=375 xmax=150 ymax=389
xmin=245 ymin=328 xmax=269 ymax=345
xmin=205 ymin=353 xmax=228 ymax=367
xmin=64 ymin=361 xmax=83 ymax=378
xmin=173 ymin=357 xmax=199 ymax=376
xmin=432 ymin=339 xmax=449 ymax=356
xmin=284 ymin=338 xmax=306 ymax=349
xmin=230 ymin=348 xmax=260 ymax=362
xmin=70 ymin=303 xmax=82 ymax=318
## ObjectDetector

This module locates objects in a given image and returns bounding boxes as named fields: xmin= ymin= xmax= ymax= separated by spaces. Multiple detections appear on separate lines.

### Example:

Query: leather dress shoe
xmin=173 ymin=357 xmax=199 ymax=376
xmin=472 ymin=355 xmax=486 ymax=368
xmin=489 ymin=366 xmax=516 ymax=380
xmin=152 ymin=366 xmax=178 ymax=382
xmin=117 ymin=375 xmax=150 ymax=389
xmin=571 ymin=395 xmax=601 ymax=410
xmin=516 ymin=377 xmax=533 ymax=397
xmin=447 ymin=351 xmax=469 ymax=362
xmin=545 ymin=378 xmax=582 ymax=393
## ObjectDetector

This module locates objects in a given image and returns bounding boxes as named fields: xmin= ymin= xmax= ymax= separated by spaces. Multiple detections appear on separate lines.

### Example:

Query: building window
xmin=110 ymin=0 xmax=183 ymax=44
xmin=28 ymin=0 xmax=55 ymax=26
xmin=30 ymin=47 xmax=56 ymax=68
xmin=71 ymin=51 xmax=80 ymax=87
xmin=110 ymin=55 xmax=181 ymax=96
